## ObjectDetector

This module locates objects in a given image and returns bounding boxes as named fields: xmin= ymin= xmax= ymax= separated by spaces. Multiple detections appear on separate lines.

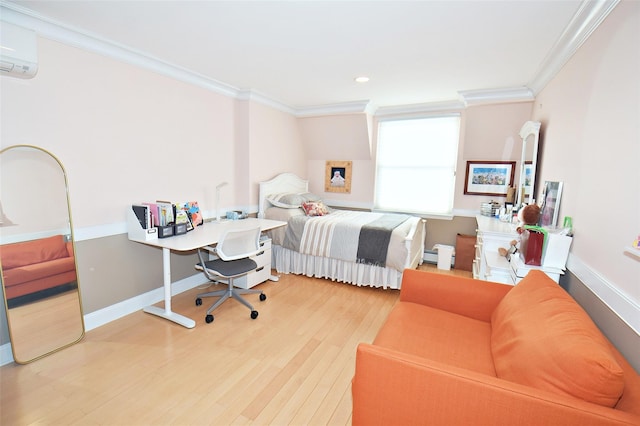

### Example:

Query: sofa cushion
xmin=0 ymin=235 xmax=70 ymax=270
xmin=491 ymin=270 xmax=625 ymax=407
xmin=2 ymin=257 xmax=76 ymax=287
xmin=374 ymin=302 xmax=496 ymax=376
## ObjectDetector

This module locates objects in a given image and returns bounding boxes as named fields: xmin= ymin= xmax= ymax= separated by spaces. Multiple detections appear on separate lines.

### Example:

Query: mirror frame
xmin=516 ymin=121 xmax=541 ymax=207
xmin=0 ymin=144 xmax=85 ymax=364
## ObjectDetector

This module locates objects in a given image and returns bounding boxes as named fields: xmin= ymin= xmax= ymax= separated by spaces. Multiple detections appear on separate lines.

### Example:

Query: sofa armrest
xmin=66 ymin=241 xmax=74 ymax=257
xmin=352 ymin=344 xmax=639 ymax=426
xmin=399 ymin=269 xmax=511 ymax=322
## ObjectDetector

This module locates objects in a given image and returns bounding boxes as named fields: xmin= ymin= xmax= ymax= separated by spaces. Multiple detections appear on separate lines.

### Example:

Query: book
xmin=175 ymin=209 xmax=193 ymax=231
xmin=176 ymin=201 xmax=203 ymax=227
xmin=142 ymin=202 xmax=159 ymax=228
xmin=131 ymin=204 xmax=150 ymax=229
xmin=156 ymin=201 xmax=175 ymax=226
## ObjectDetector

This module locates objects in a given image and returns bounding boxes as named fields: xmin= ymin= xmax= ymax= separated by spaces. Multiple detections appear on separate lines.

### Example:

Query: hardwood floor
xmin=0 ymin=265 xmax=470 ymax=425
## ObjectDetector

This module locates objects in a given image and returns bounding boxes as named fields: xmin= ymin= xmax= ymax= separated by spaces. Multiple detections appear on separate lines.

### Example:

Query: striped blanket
xmin=283 ymin=210 xmax=410 ymax=268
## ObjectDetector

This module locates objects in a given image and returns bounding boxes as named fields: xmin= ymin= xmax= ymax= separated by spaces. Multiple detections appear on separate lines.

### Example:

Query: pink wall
xmin=0 ymin=38 xmax=304 ymax=228
xmin=531 ymin=0 xmax=639 ymax=307
xmin=456 ymin=103 xmax=534 ymax=211
xmin=300 ymin=113 xmax=374 ymax=207
xmin=246 ymin=101 xmax=306 ymax=206
xmin=301 ymin=104 xmax=533 ymax=212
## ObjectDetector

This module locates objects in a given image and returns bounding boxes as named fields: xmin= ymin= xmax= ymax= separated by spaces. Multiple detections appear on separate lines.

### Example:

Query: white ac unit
xmin=0 ymin=22 xmax=38 ymax=79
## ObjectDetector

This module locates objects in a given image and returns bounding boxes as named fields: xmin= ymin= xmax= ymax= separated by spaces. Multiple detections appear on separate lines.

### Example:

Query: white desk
xmin=128 ymin=218 xmax=286 ymax=328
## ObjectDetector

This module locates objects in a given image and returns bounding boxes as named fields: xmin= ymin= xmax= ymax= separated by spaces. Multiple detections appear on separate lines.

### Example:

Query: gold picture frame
xmin=325 ymin=160 xmax=352 ymax=193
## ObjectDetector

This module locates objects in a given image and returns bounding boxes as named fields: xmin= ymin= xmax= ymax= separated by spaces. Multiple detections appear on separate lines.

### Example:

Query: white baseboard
xmin=0 ymin=343 xmax=13 ymax=366
xmin=567 ymin=254 xmax=640 ymax=335
xmin=0 ymin=273 xmax=206 ymax=367
xmin=83 ymin=273 xmax=205 ymax=331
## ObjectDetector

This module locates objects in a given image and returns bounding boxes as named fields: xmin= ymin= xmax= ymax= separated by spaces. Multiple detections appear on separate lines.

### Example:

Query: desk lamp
xmin=215 ymin=182 xmax=229 ymax=222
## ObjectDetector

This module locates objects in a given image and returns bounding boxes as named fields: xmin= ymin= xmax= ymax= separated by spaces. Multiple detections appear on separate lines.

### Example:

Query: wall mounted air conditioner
xmin=0 ymin=22 xmax=38 ymax=79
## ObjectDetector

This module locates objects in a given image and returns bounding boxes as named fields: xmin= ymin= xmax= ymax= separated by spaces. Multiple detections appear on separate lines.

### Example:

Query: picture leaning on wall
xmin=539 ymin=181 xmax=563 ymax=227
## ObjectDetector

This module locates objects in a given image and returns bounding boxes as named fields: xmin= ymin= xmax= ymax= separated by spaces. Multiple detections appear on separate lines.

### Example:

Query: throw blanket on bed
xmin=285 ymin=210 xmax=410 ymax=268
xmin=356 ymin=214 xmax=410 ymax=267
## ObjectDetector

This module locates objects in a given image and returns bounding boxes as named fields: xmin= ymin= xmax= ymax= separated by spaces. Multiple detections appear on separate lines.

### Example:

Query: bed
xmin=258 ymin=173 xmax=425 ymax=289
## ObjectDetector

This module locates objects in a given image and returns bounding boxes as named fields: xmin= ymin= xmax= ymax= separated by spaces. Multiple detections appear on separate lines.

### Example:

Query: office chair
xmin=194 ymin=226 xmax=266 ymax=323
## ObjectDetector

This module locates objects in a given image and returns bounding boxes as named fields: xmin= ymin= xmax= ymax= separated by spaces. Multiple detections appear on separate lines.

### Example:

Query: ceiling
xmin=4 ymin=1 xmax=590 ymax=111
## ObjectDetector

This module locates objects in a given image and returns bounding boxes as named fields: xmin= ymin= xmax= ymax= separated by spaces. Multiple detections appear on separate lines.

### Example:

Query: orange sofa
xmin=352 ymin=269 xmax=640 ymax=425
xmin=1 ymin=235 xmax=77 ymax=300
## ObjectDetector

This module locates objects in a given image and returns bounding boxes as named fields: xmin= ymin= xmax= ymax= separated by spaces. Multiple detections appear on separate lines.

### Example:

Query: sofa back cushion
xmin=0 ymin=235 xmax=70 ymax=270
xmin=491 ymin=270 xmax=625 ymax=408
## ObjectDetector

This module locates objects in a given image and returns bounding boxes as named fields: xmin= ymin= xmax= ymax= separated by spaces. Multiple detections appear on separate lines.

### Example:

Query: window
xmin=374 ymin=115 xmax=460 ymax=215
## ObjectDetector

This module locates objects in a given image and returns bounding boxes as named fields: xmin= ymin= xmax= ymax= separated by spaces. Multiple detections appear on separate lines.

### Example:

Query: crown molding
xmin=376 ymin=100 xmax=465 ymax=117
xmin=0 ymin=2 xmax=240 ymax=96
xmin=236 ymin=90 xmax=295 ymax=115
xmin=1 ymin=0 xmax=619 ymax=117
xmin=294 ymin=100 xmax=374 ymax=117
xmin=528 ymin=0 xmax=620 ymax=95
xmin=458 ymin=87 xmax=534 ymax=107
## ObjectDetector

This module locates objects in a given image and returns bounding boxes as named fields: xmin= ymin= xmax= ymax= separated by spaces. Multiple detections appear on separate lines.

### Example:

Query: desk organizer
xmin=174 ymin=223 xmax=188 ymax=235
xmin=127 ymin=209 xmax=158 ymax=241
xmin=156 ymin=225 xmax=174 ymax=238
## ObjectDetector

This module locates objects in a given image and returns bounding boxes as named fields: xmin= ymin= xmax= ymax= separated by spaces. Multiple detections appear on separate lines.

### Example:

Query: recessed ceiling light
xmin=354 ymin=76 xmax=370 ymax=83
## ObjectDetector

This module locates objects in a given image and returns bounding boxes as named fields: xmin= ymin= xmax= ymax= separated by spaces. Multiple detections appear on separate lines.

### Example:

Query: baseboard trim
xmin=0 ymin=273 xmax=206 ymax=367
xmin=83 ymin=273 xmax=206 ymax=331
xmin=567 ymin=253 xmax=640 ymax=335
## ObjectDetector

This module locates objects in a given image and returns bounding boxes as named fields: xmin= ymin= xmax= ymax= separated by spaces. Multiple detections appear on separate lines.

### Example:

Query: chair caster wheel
xmin=259 ymin=293 xmax=267 ymax=301
xmin=205 ymin=314 xmax=214 ymax=323
xmin=195 ymin=298 xmax=202 ymax=306
xmin=251 ymin=310 xmax=258 ymax=319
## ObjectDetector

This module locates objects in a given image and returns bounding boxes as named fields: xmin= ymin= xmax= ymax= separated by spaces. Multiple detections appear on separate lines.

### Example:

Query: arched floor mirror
xmin=0 ymin=145 xmax=85 ymax=364
xmin=516 ymin=121 xmax=541 ymax=207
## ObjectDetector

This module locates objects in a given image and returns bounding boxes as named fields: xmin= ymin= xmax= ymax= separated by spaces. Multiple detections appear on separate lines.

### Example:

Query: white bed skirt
xmin=272 ymin=244 xmax=404 ymax=289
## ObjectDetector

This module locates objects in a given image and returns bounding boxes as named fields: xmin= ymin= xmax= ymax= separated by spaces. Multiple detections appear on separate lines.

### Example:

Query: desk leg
xmin=143 ymin=247 xmax=196 ymax=329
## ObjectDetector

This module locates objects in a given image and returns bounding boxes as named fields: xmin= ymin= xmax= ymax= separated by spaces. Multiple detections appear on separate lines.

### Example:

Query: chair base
xmin=196 ymin=281 xmax=266 ymax=323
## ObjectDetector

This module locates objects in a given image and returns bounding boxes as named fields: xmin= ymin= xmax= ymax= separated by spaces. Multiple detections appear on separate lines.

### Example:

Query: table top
xmin=476 ymin=214 xmax=519 ymax=236
xmin=128 ymin=218 xmax=286 ymax=251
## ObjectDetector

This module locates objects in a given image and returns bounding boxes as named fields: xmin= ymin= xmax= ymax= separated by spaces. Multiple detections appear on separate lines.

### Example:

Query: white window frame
xmin=374 ymin=114 xmax=461 ymax=217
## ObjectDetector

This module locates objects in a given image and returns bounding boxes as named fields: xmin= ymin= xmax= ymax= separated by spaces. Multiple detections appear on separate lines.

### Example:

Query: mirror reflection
xmin=0 ymin=145 xmax=84 ymax=364
xmin=516 ymin=121 xmax=541 ymax=207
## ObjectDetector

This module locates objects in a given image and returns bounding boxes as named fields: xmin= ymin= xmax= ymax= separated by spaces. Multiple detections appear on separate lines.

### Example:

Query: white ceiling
xmin=5 ymin=0 xmax=588 ymax=110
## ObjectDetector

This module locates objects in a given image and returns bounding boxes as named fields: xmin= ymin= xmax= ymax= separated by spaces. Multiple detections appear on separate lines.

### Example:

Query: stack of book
xmin=130 ymin=201 xmax=203 ymax=238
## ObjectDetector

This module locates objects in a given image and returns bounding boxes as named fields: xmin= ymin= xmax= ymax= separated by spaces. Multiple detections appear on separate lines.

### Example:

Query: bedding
xmin=258 ymin=173 xmax=426 ymax=289
xmin=279 ymin=209 xmax=413 ymax=271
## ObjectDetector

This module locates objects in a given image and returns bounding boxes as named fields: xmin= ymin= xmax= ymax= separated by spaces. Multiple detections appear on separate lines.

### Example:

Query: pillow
xmin=263 ymin=206 xmax=305 ymax=221
xmin=301 ymin=201 xmax=330 ymax=217
xmin=301 ymin=192 xmax=321 ymax=202
xmin=267 ymin=192 xmax=307 ymax=209
xmin=491 ymin=270 xmax=625 ymax=407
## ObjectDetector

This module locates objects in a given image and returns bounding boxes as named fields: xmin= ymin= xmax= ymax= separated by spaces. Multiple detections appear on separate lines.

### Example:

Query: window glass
xmin=375 ymin=115 xmax=460 ymax=215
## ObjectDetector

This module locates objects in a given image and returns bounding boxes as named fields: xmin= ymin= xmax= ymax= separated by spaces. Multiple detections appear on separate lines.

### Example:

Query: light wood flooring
xmin=0 ymin=264 xmax=470 ymax=425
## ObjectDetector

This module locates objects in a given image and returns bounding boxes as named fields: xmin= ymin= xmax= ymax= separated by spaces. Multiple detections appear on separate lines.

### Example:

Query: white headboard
xmin=258 ymin=173 xmax=309 ymax=218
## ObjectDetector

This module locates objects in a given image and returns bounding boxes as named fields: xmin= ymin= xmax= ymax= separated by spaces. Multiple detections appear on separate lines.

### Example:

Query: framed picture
xmin=539 ymin=181 xmax=563 ymax=227
xmin=464 ymin=161 xmax=516 ymax=197
xmin=325 ymin=160 xmax=352 ymax=193
xmin=523 ymin=161 xmax=534 ymax=196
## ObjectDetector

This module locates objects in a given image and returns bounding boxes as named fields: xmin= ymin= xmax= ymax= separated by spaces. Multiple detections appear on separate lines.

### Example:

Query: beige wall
xmin=531 ymin=1 xmax=639 ymax=309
